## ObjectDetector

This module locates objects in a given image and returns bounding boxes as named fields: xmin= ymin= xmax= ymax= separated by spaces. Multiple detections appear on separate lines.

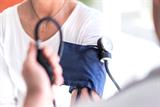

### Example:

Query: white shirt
xmin=0 ymin=2 xmax=107 ymax=106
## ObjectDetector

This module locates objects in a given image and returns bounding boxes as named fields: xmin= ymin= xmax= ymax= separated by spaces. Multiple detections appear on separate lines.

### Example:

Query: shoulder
xmin=75 ymin=2 xmax=105 ymax=45
xmin=1 ymin=4 xmax=17 ymax=15
xmin=0 ymin=5 xmax=18 ymax=27
xmin=64 ymin=2 xmax=106 ymax=45
xmin=77 ymin=2 xmax=102 ymax=17
xmin=76 ymin=1 xmax=103 ymax=25
xmin=70 ymin=1 xmax=103 ymax=26
xmin=0 ymin=5 xmax=18 ymax=43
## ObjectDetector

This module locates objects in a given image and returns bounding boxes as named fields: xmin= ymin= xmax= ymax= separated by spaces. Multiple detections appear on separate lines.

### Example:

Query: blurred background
xmin=81 ymin=0 xmax=160 ymax=101
xmin=121 ymin=0 xmax=158 ymax=44
xmin=1 ymin=0 xmax=160 ymax=107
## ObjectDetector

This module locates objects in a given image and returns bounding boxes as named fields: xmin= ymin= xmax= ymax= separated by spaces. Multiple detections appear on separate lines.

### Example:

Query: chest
xmin=20 ymin=17 xmax=60 ymax=41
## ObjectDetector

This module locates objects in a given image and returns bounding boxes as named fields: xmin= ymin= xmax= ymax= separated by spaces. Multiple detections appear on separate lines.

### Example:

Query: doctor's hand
xmin=22 ymin=42 xmax=63 ymax=107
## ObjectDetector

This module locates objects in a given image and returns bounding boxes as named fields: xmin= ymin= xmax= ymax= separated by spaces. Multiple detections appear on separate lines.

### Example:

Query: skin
xmin=18 ymin=0 xmax=77 ymax=41
xmin=153 ymin=0 xmax=160 ymax=42
xmin=20 ymin=0 xmax=101 ymax=106
xmin=23 ymin=42 xmax=63 ymax=107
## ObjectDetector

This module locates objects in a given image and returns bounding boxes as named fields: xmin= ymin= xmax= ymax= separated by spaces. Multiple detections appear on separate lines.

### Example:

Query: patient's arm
xmin=70 ymin=88 xmax=101 ymax=106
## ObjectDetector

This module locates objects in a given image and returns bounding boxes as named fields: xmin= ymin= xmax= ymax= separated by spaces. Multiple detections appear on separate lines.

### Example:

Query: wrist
xmin=27 ymin=87 xmax=53 ymax=99
xmin=24 ymin=89 xmax=54 ymax=107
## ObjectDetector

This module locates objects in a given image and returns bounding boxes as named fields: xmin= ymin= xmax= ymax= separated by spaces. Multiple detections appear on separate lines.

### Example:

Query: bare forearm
xmin=70 ymin=88 xmax=100 ymax=106
xmin=23 ymin=91 xmax=53 ymax=107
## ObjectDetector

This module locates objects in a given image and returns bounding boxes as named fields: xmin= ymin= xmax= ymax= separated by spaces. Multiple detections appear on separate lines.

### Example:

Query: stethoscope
xmin=34 ymin=17 xmax=64 ymax=84
xmin=34 ymin=17 xmax=121 ymax=103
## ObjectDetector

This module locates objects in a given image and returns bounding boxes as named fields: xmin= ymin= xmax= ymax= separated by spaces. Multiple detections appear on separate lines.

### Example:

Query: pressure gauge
xmin=97 ymin=37 xmax=113 ymax=62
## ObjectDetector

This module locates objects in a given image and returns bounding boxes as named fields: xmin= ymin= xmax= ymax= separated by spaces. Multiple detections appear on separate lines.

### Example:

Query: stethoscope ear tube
xmin=34 ymin=17 xmax=64 ymax=84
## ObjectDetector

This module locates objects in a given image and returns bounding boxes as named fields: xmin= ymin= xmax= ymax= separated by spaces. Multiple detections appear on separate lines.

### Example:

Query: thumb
xmin=27 ymin=42 xmax=37 ymax=60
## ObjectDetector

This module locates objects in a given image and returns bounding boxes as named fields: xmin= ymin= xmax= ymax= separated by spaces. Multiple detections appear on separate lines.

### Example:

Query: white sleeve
xmin=0 ymin=13 xmax=5 ymax=69
xmin=80 ymin=13 xmax=113 ymax=55
xmin=81 ymin=13 xmax=112 ymax=47
xmin=0 ymin=14 xmax=15 ymax=106
xmin=0 ymin=13 xmax=4 ymax=56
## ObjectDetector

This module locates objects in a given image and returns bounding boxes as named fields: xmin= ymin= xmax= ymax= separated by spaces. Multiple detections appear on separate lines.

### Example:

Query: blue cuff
xmin=60 ymin=42 xmax=106 ymax=96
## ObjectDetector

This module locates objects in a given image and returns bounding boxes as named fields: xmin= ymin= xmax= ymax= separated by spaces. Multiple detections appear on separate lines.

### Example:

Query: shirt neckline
xmin=14 ymin=2 xmax=80 ymax=44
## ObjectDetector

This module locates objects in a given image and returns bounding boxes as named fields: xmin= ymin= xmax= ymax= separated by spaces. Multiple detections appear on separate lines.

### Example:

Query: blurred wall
xmin=0 ymin=0 xmax=23 ymax=12
xmin=80 ymin=0 xmax=102 ymax=10
xmin=121 ymin=0 xmax=159 ymax=44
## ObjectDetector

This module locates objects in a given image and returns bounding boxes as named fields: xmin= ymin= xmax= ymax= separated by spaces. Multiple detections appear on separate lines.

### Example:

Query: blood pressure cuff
xmin=60 ymin=42 xmax=107 ymax=96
